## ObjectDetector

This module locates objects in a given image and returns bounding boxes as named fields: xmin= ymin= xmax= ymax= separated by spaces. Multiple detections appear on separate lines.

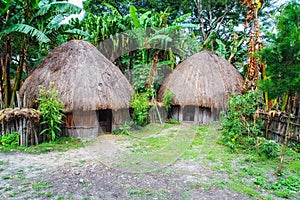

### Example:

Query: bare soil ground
xmin=0 ymin=124 xmax=251 ymax=200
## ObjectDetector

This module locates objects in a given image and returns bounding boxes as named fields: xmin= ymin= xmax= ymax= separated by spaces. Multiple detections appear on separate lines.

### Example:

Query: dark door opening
xmin=97 ymin=109 xmax=112 ymax=133
xmin=183 ymin=106 xmax=195 ymax=121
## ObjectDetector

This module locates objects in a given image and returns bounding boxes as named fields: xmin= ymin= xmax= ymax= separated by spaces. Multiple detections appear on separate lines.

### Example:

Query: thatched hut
xmin=20 ymin=40 xmax=133 ymax=137
xmin=158 ymin=50 xmax=243 ymax=124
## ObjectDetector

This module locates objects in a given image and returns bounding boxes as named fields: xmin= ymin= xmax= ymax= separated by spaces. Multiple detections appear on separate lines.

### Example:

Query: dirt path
xmin=0 ymin=124 xmax=251 ymax=200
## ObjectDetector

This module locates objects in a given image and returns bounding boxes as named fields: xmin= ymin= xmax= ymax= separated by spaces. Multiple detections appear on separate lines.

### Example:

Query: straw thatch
xmin=20 ymin=40 xmax=133 ymax=112
xmin=0 ymin=108 xmax=41 ymax=122
xmin=158 ymin=50 xmax=243 ymax=110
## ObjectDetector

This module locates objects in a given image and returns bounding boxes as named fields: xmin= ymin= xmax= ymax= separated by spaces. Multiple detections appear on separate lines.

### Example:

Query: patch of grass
xmin=55 ymin=196 xmax=64 ymax=200
xmin=0 ymin=137 xmax=86 ymax=154
xmin=183 ymin=124 xmax=300 ymax=199
xmin=197 ymin=126 xmax=209 ymax=132
xmin=31 ymin=180 xmax=52 ymax=191
xmin=182 ymin=192 xmax=191 ymax=199
xmin=45 ymin=191 xmax=53 ymax=197
xmin=166 ymin=118 xmax=181 ymax=125
xmin=273 ymin=189 xmax=291 ymax=198
xmin=5 ymin=186 xmax=13 ymax=191
xmin=129 ymin=123 xmax=174 ymax=138
xmin=67 ymin=195 xmax=73 ymax=200
xmin=2 ymin=174 xmax=12 ymax=180
xmin=120 ymin=124 xmax=198 ymax=171
xmin=26 ymin=137 xmax=85 ymax=154
xmin=9 ymin=190 xmax=20 ymax=197
xmin=130 ymin=188 xmax=153 ymax=196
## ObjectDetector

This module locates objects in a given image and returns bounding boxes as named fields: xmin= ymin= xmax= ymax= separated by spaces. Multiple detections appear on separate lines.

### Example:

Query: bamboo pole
xmin=23 ymin=117 xmax=27 ymax=146
xmin=23 ymin=91 xmax=26 ymax=108
xmin=30 ymin=120 xmax=34 ymax=146
xmin=34 ymin=120 xmax=39 ymax=145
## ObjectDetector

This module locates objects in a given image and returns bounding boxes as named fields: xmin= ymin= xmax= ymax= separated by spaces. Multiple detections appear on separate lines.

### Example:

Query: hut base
xmin=171 ymin=105 xmax=220 ymax=124
xmin=63 ymin=109 xmax=132 ymax=138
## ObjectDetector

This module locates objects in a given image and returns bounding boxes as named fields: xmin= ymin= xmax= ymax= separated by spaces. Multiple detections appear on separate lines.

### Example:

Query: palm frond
xmin=5 ymin=24 xmax=50 ymax=43
xmin=45 ymin=15 xmax=65 ymax=32
xmin=37 ymin=1 xmax=82 ymax=17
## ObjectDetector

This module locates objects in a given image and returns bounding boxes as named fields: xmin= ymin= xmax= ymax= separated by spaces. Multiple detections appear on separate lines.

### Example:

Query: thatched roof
xmin=158 ymin=51 xmax=243 ymax=109
xmin=0 ymin=108 xmax=41 ymax=122
xmin=20 ymin=40 xmax=133 ymax=112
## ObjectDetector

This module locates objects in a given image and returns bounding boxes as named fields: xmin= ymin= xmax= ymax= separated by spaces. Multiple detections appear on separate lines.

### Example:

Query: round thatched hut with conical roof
xmin=158 ymin=50 xmax=243 ymax=124
xmin=20 ymin=40 xmax=133 ymax=137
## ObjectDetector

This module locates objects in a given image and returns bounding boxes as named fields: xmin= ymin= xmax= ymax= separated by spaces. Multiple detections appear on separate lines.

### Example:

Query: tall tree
xmin=259 ymin=1 xmax=300 ymax=110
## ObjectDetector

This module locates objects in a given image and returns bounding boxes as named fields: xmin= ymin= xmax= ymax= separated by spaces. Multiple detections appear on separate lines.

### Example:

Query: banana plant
xmin=0 ymin=0 xmax=82 ymax=107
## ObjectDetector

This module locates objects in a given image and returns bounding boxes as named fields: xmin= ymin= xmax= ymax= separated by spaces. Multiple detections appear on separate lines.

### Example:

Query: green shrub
xmin=131 ymin=92 xmax=150 ymax=126
xmin=36 ymin=82 xmax=64 ymax=141
xmin=221 ymin=90 xmax=263 ymax=152
xmin=0 ymin=132 xmax=19 ymax=146
xmin=257 ymin=137 xmax=279 ymax=159
xmin=112 ymin=121 xmax=132 ymax=135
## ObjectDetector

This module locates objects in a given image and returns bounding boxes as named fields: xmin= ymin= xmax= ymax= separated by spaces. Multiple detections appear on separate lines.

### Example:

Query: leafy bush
xmin=131 ymin=92 xmax=150 ymax=126
xmin=36 ymin=82 xmax=64 ymax=141
xmin=221 ymin=90 xmax=263 ymax=152
xmin=256 ymin=137 xmax=279 ymax=159
xmin=0 ymin=132 xmax=19 ymax=146
xmin=112 ymin=121 xmax=133 ymax=135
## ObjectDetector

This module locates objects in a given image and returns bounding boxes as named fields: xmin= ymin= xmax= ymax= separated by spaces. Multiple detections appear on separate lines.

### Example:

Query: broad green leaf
xmin=172 ymin=13 xmax=191 ymax=24
xmin=5 ymin=24 xmax=50 ymax=43
xmin=45 ymin=15 xmax=65 ymax=31
xmin=103 ymin=3 xmax=122 ymax=17
xmin=129 ymin=5 xmax=141 ymax=29
xmin=36 ymin=1 xmax=81 ymax=17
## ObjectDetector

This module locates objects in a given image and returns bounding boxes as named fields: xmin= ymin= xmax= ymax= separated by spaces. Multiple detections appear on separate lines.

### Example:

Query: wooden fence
xmin=260 ymin=111 xmax=300 ymax=144
xmin=0 ymin=92 xmax=43 ymax=146
xmin=0 ymin=108 xmax=42 ymax=146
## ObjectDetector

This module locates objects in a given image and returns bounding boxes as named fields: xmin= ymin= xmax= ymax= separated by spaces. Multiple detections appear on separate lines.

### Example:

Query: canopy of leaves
xmin=259 ymin=1 xmax=300 ymax=99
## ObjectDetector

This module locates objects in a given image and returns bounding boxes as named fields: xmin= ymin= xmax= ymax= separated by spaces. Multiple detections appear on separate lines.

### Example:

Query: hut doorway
xmin=96 ymin=109 xmax=112 ymax=133
xmin=183 ymin=106 xmax=195 ymax=122
xmin=171 ymin=105 xmax=196 ymax=122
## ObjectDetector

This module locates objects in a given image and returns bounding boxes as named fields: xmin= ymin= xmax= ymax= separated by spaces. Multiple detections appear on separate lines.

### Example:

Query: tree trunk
xmin=10 ymin=38 xmax=28 ymax=107
xmin=2 ymin=35 xmax=12 ymax=107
